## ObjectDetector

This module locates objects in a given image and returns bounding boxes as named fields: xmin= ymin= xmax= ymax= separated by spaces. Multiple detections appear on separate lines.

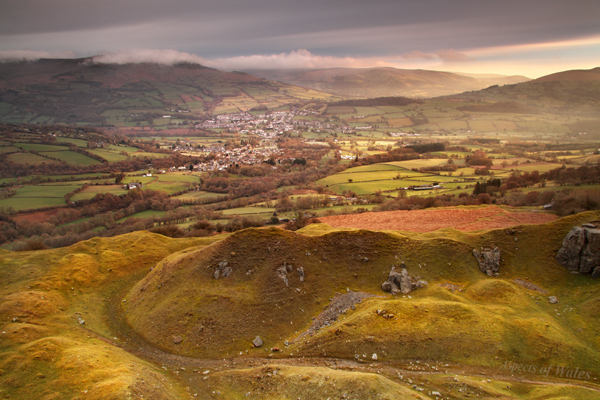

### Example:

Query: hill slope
xmin=245 ymin=67 xmax=530 ymax=98
xmin=452 ymin=66 xmax=600 ymax=116
xmin=1 ymin=211 xmax=600 ymax=399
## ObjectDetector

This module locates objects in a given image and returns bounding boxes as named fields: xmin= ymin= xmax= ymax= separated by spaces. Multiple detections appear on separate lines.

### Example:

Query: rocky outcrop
xmin=473 ymin=247 xmax=500 ymax=276
xmin=557 ymin=223 xmax=600 ymax=277
xmin=381 ymin=265 xmax=427 ymax=295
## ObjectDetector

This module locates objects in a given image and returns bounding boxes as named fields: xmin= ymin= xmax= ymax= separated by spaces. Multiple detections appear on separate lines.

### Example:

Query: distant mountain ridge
xmin=244 ymin=67 xmax=530 ymax=98
xmin=1 ymin=58 xmax=598 ymax=127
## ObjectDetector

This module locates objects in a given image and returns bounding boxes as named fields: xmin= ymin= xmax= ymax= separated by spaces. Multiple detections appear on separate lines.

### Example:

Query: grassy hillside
xmin=0 ymin=231 xmax=222 ymax=399
xmin=1 ymin=211 xmax=600 ymax=399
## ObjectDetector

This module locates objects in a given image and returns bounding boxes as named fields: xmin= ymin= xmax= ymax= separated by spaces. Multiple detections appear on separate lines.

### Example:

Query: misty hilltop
xmin=0 ymin=57 xmax=333 ymax=125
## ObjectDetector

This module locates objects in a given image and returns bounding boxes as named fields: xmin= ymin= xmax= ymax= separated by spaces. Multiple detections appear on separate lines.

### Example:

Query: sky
xmin=1 ymin=0 xmax=599 ymax=78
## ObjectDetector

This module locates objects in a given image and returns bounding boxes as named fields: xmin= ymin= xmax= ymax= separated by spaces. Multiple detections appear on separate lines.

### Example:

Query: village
xmin=164 ymin=107 xmax=344 ymax=172
xmin=195 ymin=107 xmax=355 ymax=138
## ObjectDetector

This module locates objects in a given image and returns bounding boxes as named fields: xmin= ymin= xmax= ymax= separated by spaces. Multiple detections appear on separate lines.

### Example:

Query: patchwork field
xmin=318 ymin=205 xmax=558 ymax=232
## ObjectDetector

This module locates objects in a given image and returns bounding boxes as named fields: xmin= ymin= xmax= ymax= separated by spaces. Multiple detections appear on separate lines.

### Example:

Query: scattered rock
xmin=173 ymin=335 xmax=183 ymax=344
xmin=276 ymin=262 xmax=303 ymax=287
xmin=473 ymin=247 xmax=501 ymax=276
xmin=298 ymin=291 xmax=377 ymax=338
xmin=276 ymin=265 xmax=289 ymax=287
xmin=549 ymin=296 xmax=558 ymax=304
xmin=252 ymin=336 xmax=263 ymax=347
xmin=372 ymin=353 xmax=378 ymax=361
xmin=557 ymin=224 xmax=600 ymax=276
xmin=413 ymin=280 xmax=428 ymax=290
xmin=513 ymin=278 xmax=548 ymax=294
xmin=213 ymin=260 xmax=232 ymax=279
xmin=438 ymin=282 xmax=464 ymax=293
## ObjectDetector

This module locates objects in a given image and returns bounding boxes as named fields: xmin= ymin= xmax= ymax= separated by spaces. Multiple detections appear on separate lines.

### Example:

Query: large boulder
xmin=381 ymin=266 xmax=426 ymax=295
xmin=473 ymin=247 xmax=500 ymax=276
xmin=556 ymin=227 xmax=586 ymax=272
xmin=557 ymin=224 xmax=600 ymax=277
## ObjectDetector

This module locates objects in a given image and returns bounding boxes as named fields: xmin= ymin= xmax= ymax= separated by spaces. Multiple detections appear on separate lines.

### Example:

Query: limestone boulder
xmin=381 ymin=266 xmax=426 ymax=295
xmin=557 ymin=224 xmax=600 ymax=277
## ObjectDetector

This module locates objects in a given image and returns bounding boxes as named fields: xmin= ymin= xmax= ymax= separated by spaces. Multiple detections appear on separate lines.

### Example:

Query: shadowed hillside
xmin=452 ymin=67 xmax=600 ymax=116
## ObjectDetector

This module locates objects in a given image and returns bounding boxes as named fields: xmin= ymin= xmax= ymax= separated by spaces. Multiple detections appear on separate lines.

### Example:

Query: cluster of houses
xmin=189 ymin=145 xmax=284 ymax=172
xmin=194 ymin=108 xmax=354 ymax=139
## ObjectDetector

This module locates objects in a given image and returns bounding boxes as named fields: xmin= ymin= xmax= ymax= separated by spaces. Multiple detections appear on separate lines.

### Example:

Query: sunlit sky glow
xmin=1 ymin=0 xmax=599 ymax=78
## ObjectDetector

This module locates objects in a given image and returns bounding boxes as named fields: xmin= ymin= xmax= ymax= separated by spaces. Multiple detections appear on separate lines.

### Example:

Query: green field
xmin=386 ymin=159 xmax=450 ymax=169
xmin=11 ymin=183 xmax=83 ymax=198
xmin=15 ymin=143 xmax=68 ymax=152
xmin=70 ymin=184 xmax=127 ymax=201
xmin=40 ymin=150 xmax=102 ymax=165
xmin=55 ymin=137 xmax=89 ymax=147
xmin=172 ymin=191 xmax=226 ymax=201
xmin=0 ymin=146 xmax=18 ymax=154
xmin=6 ymin=152 xmax=60 ymax=165
xmin=0 ymin=182 xmax=88 ymax=210
xmin=88 ymin=148 xmax=129 ymax=162
xmin=0 ymin=196 xmax=66 ymax=211
xmin=117 ymin=209 xmax=167 ymax=222
xmin=221 ymin=206 xmax=275 ymax=216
